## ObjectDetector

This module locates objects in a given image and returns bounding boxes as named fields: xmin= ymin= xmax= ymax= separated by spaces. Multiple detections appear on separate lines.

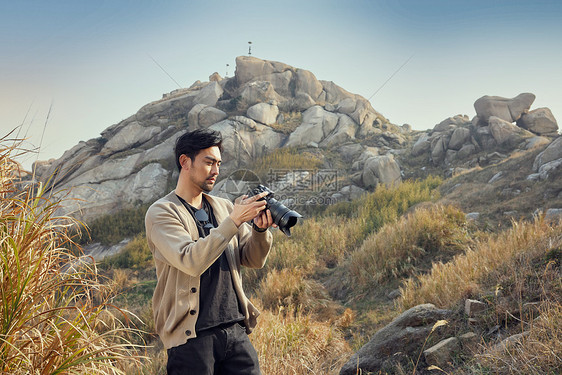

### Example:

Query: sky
xmin=2 ymin=0 xmax=561 ymax=170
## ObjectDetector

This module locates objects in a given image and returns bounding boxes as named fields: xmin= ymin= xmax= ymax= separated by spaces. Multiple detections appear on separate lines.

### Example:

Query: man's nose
xmin=211 ymin=165 xmax=219 ymax=175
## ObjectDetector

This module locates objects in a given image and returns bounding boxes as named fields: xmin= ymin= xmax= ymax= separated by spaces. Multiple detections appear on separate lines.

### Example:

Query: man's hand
xmin=253 ymin=207 xmax=278 ymax=230
xmin=229 ymin=192 xmax=269 ymax=227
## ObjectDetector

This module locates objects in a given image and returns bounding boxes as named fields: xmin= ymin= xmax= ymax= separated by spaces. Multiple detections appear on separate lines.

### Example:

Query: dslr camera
xmin=248 ymin=184 xmax=302 ymax=236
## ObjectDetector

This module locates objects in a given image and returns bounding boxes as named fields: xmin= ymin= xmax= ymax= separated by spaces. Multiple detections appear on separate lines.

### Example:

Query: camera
xmin=248 ymin=184 xmax=302 ymax=237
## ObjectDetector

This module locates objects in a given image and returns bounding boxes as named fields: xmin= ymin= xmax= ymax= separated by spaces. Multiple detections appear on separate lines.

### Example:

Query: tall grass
xmin=243 ymin=176 xmax=443 ymax=295
xmin=250 ymin=303 xmax=352 ymax=375
xmin=348 ymin=204 xmax=471 ymax=295
xmin=399 ymin=216 xmax=562 ymax=310
xmin=0 ymin=135 xmax=144 ymax=374
xmin=102 ymin=233 xmax=152 ymax=270
xmin=470 ymin=301 xmax=562 ymax=374
xmin=80 ymin=205 xmax=149 ymax=246
xmin=324 ymin=175 xmax=442 ymax=236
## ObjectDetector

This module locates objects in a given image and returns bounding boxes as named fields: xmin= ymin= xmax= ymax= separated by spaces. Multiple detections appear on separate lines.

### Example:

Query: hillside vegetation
xmin=3 ymin=133 xmax=561 ymax=374
xmin=90 ymin=171 xmax=560 ymax=374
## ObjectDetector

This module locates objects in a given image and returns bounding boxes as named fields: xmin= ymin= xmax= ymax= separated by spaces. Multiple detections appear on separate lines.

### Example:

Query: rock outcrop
xmin=474 ymin=93 xmax=535 ymax=124
xmin=518 ymin=107 xmax=559 ymax=136
xmin=339 ymin=304 xmax=451 ymax=375
xmin=31 ymin=54 xmax=559 ymax=226
xmin=528 ymin=136 xmax=562 ymax=181
xmin=33 ymin=56 xmax=398 ymax=221
xmin=412 ymin=94 xmax=558 ymax=169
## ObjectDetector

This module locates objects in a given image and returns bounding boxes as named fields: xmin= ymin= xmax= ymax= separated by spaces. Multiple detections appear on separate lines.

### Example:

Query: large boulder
xmin=448 ymin=127 xmax=471 ymax=150
xmin=239 ymin=81 xmax=283 ymax=107
xmin=37 ymin=138 xmax=104 ymax=187
xmin=488 ymin=116 xmax=533 ymax=147
xmin=235 ymin=56 xmax=292 ymax=86
xmin=294 ymin=69 xmax=323 ymax=100
xmin=411 ymin=133 xmax=431 ymax=156
xmin=431 ymin=135 xmax=448 ymax=165
xmin=362 ymin=154 xmax=401 ymax=188
xmin=433 ymin=115 xmax=469 ymax=132
xmin=336 ymin=98 xmax=356 ymax=114
xmin=320 ymin=80 xmax=354 ymax=104
xmin=533 ymin=136 xmax=562 ymax=171
xmin=198 ymin=107 xmax=228 ymax=127
xmin=285 ymin=106 xmax=339 ymax=147
xmin=210 ymin=118 xmax=285 ymax=168
xmin=474 ymin=93 xmax=535 ymax=124
xmin=57 ymin=163 xmax=169 ymax=221
xmin=517 ymin=107 xmax=559 ymax=136
xmin=135 ymin=92 xmax=198 ymax=123
xmin=194 ymin=81 xmax=223 ymax=107
xmin=340 ymin=304 xmax=451 ymax=375
xmin=319 ymin=114 xmax=358 ymax=148
xmin=246 ymin=102 xmax=279 ymax=125
xmin=188 ymin=104 xmax=228 ymax=128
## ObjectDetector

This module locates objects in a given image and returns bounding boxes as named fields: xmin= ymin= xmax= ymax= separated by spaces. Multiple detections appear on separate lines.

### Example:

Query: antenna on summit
xmin=248 ymin=41 xmax=252 ymax=56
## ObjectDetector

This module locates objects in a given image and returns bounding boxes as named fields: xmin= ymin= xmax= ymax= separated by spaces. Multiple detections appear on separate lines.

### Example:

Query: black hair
xmin=174 ymin=128 xmax=223 ymax=171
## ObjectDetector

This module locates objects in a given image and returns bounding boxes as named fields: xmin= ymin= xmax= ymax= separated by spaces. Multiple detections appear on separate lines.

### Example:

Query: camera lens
xmin=249 ymin=185 xmax=302 ymax=236
xmin=267 ymin=199 xmax=302 ymax=236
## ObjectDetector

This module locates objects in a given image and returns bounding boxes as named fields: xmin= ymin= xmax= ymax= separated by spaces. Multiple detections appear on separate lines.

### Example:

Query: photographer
xmin=145 ymin=128 xmax=275 ymax=374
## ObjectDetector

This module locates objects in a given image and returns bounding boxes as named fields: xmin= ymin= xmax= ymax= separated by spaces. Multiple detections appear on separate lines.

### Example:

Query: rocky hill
xmin=32 ymin=56 xmax=561 ymax=227
xmin=28 ymin=56 xmax=562 ymax=374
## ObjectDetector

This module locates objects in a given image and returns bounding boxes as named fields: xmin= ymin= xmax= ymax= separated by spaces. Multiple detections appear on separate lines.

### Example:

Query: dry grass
xmin=269 ymin=111 xmax=303 ymax=135
xmin=0 ymin=133 xmax=145 ymax=374
xmin=257 ymin=267 xmax=341 ymax=321
xmin=469 ymin=301 xmax=562 ymax=374
xmin=250 ymin=303 xmax=352 ymax=375
xmin=249 ymin=147 xmax=323 ymax=180
xmin=399 ymin=217 xmax=562 ymax=310
xmin=348 ymin=204 xmax=472 ymax=295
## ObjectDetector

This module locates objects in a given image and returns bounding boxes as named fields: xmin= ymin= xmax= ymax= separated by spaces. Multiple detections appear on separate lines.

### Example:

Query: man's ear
xmin=179 ymin=154 xmax=191 ymax=170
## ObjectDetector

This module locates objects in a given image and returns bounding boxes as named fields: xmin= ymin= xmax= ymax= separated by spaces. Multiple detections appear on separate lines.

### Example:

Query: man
xmin=145 ymin=128 xmax=274 ymax=374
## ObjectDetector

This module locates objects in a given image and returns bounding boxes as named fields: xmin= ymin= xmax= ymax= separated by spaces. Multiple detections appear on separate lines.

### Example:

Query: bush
xmin=103 ymin=233 xmax=152 ymax=270
xmin=257 ymin=268 xmax=335 ymax=318
xmin=243 ymin=176 xmax=443 ymax=294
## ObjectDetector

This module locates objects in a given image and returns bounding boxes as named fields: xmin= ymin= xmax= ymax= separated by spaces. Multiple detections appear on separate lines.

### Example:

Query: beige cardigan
xmin=145 ymin=191 xmax=273 ymax=349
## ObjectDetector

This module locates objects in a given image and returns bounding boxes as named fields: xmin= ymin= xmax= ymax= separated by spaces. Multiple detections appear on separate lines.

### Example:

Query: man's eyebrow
xmin=203 ymin=156 xmax=221 ymax=163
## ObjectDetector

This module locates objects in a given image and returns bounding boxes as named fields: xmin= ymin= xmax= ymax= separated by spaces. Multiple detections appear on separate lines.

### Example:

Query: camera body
xmin=248 ymin=184 xmax=302 ymax=236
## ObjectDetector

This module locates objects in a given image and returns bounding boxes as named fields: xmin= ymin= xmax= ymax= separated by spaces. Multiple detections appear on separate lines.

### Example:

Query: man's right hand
xmin=229 ymin=192 xmax=269 ymax=227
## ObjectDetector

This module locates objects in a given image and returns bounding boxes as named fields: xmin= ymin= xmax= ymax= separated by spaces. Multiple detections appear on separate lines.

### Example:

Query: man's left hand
xmin=253 ymin=209 xmax=277 ymax=230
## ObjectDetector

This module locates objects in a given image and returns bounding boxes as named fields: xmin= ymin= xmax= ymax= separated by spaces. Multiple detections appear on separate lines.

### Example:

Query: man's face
xmin=183 ymin=146 xmax=221 ymax=193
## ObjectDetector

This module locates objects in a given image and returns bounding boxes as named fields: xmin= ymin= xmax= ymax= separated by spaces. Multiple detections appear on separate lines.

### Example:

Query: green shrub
xmin=325 ymin=175 xmax=442 ymax=234
xmin=103 ymin=233 xmax=152 ymax=270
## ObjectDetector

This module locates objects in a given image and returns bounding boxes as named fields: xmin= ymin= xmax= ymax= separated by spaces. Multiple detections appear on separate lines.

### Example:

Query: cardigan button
xmin=189 ymin=309 xmax=196 ymax=315
xmin=186 ymin=330 xmax=192 ymax=336
xmin=191 ymin=287 xmax=197 ymax=293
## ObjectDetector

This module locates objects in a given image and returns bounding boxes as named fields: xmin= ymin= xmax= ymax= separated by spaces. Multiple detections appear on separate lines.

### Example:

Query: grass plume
xmin=0 ymin=133 xmax=145 ymax=374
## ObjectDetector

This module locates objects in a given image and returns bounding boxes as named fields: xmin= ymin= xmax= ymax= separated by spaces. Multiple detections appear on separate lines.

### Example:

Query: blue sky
xmin=2 ymin=0 xmax=561 ymax=169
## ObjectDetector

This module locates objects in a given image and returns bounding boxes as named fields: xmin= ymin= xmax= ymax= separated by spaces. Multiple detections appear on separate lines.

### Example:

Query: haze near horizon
xmin=2 ymin=0 xmax=561 ymax=170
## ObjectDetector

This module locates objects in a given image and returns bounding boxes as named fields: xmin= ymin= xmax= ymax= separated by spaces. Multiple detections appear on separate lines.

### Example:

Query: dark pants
xmin=166 ymin=322 xmax=260 ymax=375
